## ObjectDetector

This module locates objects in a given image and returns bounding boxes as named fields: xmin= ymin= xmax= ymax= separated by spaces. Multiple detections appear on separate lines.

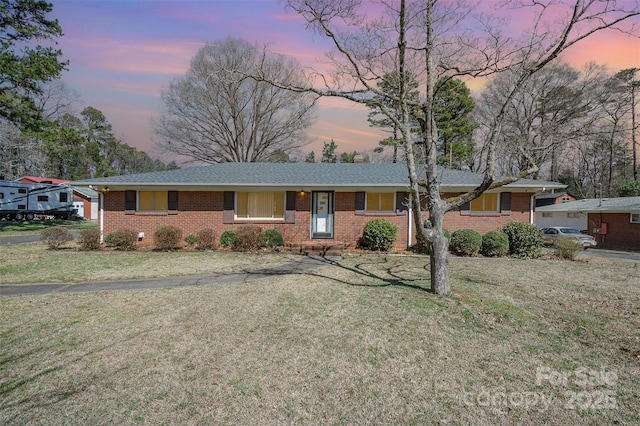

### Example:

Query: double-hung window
xmin=236 ymin=192 xmax=285 ymax=219
xmin=366 ymin=192 xmax=395 ymax=212
xmin=139 ymin=191 xmax=168 ymax=211
xmin=470 ymin=193 xmax=499 ymax=212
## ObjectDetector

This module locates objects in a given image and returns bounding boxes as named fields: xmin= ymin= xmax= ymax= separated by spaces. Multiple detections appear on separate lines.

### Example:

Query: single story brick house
xmin=72 ymin=163 xmax=564 ymax=249
xmin=535 ymin=196 xmax=640 ymax=250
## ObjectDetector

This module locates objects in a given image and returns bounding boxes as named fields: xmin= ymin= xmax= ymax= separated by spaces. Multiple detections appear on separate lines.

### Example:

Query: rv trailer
xmin=0 ymin=180 xmax=76 ymax=221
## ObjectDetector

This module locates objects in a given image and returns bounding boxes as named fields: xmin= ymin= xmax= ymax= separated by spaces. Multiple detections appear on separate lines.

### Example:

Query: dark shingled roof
xmin=72 ymin=163 xmax=564 ymax=190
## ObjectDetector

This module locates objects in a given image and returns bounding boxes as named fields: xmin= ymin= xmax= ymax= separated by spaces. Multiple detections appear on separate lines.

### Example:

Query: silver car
xmin=541 ymin=227 xmax=597 ymax=248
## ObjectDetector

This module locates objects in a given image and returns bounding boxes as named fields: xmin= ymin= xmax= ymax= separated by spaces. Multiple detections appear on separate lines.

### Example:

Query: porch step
xmin=286 ymin=242 xmax=344 ymax=258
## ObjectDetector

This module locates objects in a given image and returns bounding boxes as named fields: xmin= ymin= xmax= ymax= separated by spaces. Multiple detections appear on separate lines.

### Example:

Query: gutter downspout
xmin=407 ymin=192 xmax=413 ymax=247
xmin=99 ymin=191 xmax=104 ymax=244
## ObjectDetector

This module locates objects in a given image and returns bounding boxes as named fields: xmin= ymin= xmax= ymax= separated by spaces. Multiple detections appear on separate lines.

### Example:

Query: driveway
xmin=580 ymin=248 xmax=640 ymax=263
xmin=0 ymin=232 xmax=81 ymax=245
xmin=0 ymin=256 xmax=334 ymax=297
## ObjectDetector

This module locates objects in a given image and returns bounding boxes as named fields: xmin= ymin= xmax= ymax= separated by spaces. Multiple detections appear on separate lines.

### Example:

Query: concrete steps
xmin=286 ymin=241 xmax=344 ymax=258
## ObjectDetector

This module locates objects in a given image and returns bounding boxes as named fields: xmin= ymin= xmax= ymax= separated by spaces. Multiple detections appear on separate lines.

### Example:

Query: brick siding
xmin=102 ymin=190 xmax=534 ymax=249
xmin=588 ymin=213 xmax=640 ymax=250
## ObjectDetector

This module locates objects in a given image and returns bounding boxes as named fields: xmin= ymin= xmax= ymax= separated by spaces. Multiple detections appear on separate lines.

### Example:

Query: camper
xmin=0 ymin=180 xmax=76 ymax=221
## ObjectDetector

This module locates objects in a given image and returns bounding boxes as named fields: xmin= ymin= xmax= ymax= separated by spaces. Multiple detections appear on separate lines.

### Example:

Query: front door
xmin=311 ymin=191 xmax=334 ymax=239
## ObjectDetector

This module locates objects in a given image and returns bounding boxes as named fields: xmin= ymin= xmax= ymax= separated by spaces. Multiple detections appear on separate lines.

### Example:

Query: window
xmin=138 ymin=191 xmax=168 ymax=211
xmin=60 ymin=192 xmax=68 ymax=203
xmin=0 ymin=193 xmax=3 ymax=199
xmin=631 ymin=213 xmax=640 ymax=224
xmin=236 ymin=192 xmax=284 ymax=219
xmin=18 ymin=188 xmax=27 ymax=194
xmin=366 ymin=192 xmax=395 ymax=212
xmin=37 ymin=195 xmax=48 ymax=202
xmin=470 ymin=193 xmax=499 ymax=212
xmin=542 ymin=212 xmax=552 ymax=218
xmin=567 ymin=212 xmax=580 ymax=219
xmin=561 ymin=196 xmax=572 ymax=203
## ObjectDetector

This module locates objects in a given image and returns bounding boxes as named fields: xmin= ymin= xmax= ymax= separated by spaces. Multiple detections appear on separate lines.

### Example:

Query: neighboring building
xmin=18 ymin=176 xmax=69 ymax=185
xmin=72 ymin=163 xmax=565 ymax=250
xmin=535 ymin=192 xmax=586 ymax=230
xmin=536 ymin=196 xmax=640 ymax=250
xmin=17 ymin=176 xmax=99 ymax=221
xmin=535 ymin=191 xmax=576 ymax=207
xmin=72 ymin=186 xmax=99 ymax=222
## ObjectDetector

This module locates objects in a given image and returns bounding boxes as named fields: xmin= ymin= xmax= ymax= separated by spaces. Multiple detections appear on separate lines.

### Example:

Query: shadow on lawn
xmin=0 ymin=322 xmax=164 ymax=418
xmin=302 ymin=256 xmax=433 ymax=292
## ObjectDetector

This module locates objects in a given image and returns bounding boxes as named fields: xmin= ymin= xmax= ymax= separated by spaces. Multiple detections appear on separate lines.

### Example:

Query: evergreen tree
xmin=0 ymin=0 xmax=68 ymax=129
xmin=321 ymin=140 xmax=338 ymax=163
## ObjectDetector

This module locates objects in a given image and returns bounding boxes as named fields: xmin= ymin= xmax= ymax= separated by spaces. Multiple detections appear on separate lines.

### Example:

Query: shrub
xmin=78 ymin=228 xmax=101 ymax=251
xmin=184 ymin=234 xmax=197 ymax=248
xmin=220 ymin=230 xmax=237 ymax=247
xmin=481 ymin=230 xmax=510 ymax=257
xmin=153 ymin=225 xmax=182 ymax=251
xmin=450 ymin=228 xmax=482 ymax=256
xmin=361 ymin=218 xmax=398 ymax=252
xmin=196 ymin=228 xmax=217 ymax=250
xmin=411 ymin=229 xmax=450 ymax=254
xmin=553 ymin=236 xmax=584 ymax=260
xmin=40 ymin=226 xmax=73 ymax=250
xmin=501 ymin=221 xmax=543 ymax=259
xmin=105 ymin=228 xmax=137 ymax=251
xmin=233 ymin=226 xmax=263 ymax=252
xmin=262 ymin=229 xmax=284 ymax=250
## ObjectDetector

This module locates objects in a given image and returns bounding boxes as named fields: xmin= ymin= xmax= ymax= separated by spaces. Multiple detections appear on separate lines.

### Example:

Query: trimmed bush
xmin=154 ymin=225 xmax=182 ymax=251
xmin=105 ymin=228 xmax=137 ymax=251
xmin=481 ymin=230 xmax=510 ymax=257
xmin=361 ymin=218 xmax=398 ymax=252
xmin=450 ymin=228 xmax=482 ymax=256
xmin=196 ymin=228 xmax=217 ymax=251
xmin=233 ymin=226 xmax=263 ymax=252
xmin=262 ymin=229 xmax=284 ymax=250
xmin=184 ymin=234 xmax=197 ymax=248
xmin=40 ymin=226 xmax=73 ymax=250
xmin=78 ymin=228 xmax=101 ymax=251
xmin=220 ymin=230 xmax=237 ymax=247
xmin=501 ymin=221 xmax=543 ymax=259
xmin=553 ymin=236 xmax=584 ymax=260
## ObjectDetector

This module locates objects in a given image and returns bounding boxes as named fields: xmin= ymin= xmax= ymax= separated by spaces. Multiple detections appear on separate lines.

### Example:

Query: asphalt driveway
xmin=0 ymin=256 xmax=334 ymax=297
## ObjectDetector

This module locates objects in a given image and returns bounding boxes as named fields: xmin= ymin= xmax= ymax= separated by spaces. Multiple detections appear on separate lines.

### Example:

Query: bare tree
xmin=154 ymin=38 xmax=317 ymax=163
xmin=476 ymin=63 xmax=594 ymax=180
xmin=258 ymin=0 xmax=638 ymax=294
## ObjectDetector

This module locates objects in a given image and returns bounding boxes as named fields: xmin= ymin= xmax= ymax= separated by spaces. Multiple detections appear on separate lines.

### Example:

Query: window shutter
xmin=285 ymin=191 xmax=296 ymax=223
xmin=355 ymin=192 xmax=365 ymax=215
xmin=223 ymin=191 xmax=234 ymax=224
xmin=168 ymin=191 xmax=178 ymax=213
xmin=460 ymin=200 xmax=471 ymax=216
xmin=500 ymin=192 xmax=511 ymax=215
xmin=125 ymin=190 xmax=136 ymax=212
xmin=395 ymin=192 xmax=408 ymax=215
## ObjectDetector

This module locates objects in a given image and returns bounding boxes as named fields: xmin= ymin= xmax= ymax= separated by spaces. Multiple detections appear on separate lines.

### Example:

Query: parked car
xmin=541 ymin=227 xmax=597 ymax=248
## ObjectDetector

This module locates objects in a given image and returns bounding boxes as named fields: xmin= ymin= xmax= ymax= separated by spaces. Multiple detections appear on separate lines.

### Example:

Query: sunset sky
xmin=47 ymin=0 xmax=640 ymax=164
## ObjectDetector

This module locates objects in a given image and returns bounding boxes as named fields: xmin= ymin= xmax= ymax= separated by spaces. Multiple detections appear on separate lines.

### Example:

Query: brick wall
xmin=588 ymin=213 xmax=640 ymax=250
xmin=102 ymin=190 xmax=533 ymax=249
xmin=441 ymin=192 xmax=533 ymax=234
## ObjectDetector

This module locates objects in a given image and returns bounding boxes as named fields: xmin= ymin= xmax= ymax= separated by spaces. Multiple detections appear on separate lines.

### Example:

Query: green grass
xmin=0 ymin=219 xmax=96 ymax=236
xmin=1 ymin=253 xmax=639 ymax=424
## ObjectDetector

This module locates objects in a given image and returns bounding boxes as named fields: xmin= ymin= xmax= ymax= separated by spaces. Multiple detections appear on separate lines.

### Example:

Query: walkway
xmin=0 ymin=256 xmax=335 ymax=297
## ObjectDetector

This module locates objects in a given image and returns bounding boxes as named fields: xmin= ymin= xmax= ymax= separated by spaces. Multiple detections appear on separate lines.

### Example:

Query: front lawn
xmin=0 ymin=219 xmax=96 ymax=236
xmin=1 ymin=254 xmax=638 ymax=424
